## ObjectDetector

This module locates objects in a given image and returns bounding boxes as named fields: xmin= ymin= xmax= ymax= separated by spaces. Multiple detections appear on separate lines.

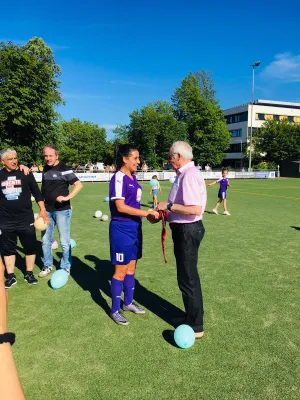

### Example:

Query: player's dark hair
xmin=221 ymin=167 xmax=228 ymax=172
xmin=116 ymin=144 xmax=137 ymax=169
xmin=44 ymin=144 xmax=59 ymax=155
xmin=152 ymin=175 xmax=158 ymax=179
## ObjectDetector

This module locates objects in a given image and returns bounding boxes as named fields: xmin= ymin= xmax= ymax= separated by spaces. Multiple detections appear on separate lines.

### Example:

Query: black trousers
xmin=170 ymin=220 xmax=205 ymax=332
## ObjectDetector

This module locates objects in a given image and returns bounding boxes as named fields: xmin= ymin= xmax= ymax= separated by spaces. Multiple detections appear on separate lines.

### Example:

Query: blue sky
xmin=1 ymin=0 xmax=300 ymax=139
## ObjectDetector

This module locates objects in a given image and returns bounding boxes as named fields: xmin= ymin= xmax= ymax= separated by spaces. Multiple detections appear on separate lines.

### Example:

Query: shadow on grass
xmin=70 ymin=254 xmax=184 ymax=326
xmin=291 ymin=226 xmax=300 ymax=231
xmin=162 ymin=329 xmax=178 ymax=348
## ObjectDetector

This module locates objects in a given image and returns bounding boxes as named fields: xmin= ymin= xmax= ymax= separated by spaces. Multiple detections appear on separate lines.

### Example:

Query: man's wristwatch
xmin=0 ymin=332 xmax=16 ymax=346
xmin=167 ymin=202 xmax=173 ymax=212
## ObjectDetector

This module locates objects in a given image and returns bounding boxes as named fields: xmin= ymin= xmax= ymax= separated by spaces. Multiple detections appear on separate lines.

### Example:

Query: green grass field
xmin=8 ymin=178 xmax=300 ymax=400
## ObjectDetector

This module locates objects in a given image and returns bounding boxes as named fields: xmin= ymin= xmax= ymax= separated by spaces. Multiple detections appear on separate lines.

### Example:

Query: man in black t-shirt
xmin=0 ymin=148 xmax=48 ymax=288
xmin=39 ymin=145 xmax=83 ymax=278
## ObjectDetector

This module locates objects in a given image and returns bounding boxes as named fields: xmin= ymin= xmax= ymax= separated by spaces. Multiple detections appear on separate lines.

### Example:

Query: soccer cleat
xmin=24 ymin=272 xmax=38 ymax=285
xmin=212 ymin=209 xmax=218 ymax=215
xmin=224 ymin=211 xmax=231 ymax=216
xmin=123 ymin=302 xmax=145 ymax=314
xmin=38 ymin=267 xmax=53 ymax=278
xmin=5 ymin=275 xmax=17 ymax=289
xmin=110 ymin=311 xmax=129 ymax=326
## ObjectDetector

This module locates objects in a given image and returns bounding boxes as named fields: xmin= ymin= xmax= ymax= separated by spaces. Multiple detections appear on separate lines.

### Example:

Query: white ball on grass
xmin=101 ymin=214 xmax=109 ymax=222
xmin=94 ymin=210 xmax=102 ymax=218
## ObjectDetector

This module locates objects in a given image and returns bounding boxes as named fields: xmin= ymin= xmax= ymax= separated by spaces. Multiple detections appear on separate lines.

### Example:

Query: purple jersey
xmin=217 ymin=178 xmax=229 ymax=192
xmin=109 ymin=170 xmax=142 ymax=222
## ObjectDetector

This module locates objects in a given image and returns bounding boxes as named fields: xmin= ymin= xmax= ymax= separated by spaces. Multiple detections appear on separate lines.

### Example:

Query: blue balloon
xmin=50 ymin=269 xmax=69 ymax=289
xmin=70 ymin=239 xmax=76 ymax=249
xmin=149 ymin=179 xmax=158 ymax=187
xmin=104 ymin=196 xmax=110 ymax=202
xmin=174 ymin=324 xmax=195 ymax=349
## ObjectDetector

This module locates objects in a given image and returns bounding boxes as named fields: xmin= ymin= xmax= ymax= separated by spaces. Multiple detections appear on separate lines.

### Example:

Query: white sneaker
xmin=212 ymin=209 xmax=218 ymax=215
xmin=38 ymin=267 xmax=53 ymax=278
xmin=224 ymin=211 xmax=231 ymax=216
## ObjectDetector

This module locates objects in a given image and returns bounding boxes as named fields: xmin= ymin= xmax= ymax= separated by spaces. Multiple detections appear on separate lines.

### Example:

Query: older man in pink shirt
xmin=158 ymin=141 xmax=206 ymax=339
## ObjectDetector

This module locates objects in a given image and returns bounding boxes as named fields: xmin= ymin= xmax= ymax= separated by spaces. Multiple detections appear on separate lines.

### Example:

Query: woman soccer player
xmin=109 ymin=144 xmax=159 ymax=326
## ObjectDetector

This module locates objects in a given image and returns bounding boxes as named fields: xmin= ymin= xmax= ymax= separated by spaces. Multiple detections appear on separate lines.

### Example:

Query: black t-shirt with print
xmin=0 ymin=169 xmax=43 ymax=225
xmin=42 ymin=162 xmax=79 ymax=212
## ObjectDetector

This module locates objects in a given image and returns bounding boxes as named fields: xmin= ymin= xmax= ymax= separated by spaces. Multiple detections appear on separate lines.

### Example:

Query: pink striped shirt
xmin=167 ymin=161 xmax=207 ymax=224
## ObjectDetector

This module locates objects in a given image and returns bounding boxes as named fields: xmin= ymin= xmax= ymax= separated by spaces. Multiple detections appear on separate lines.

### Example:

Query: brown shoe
xmin=195 ymin=331 xmax=204 ymax=340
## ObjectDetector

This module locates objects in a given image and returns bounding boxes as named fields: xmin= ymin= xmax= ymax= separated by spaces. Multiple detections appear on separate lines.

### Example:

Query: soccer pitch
xmin=8 ymin=179 xmax=300 ymax=400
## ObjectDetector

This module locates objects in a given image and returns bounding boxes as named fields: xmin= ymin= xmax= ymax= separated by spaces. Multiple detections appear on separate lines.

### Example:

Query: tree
xmin=0 ymin=37 xmax=64 ymax=164
xmin=57 ymin=119 xmax=107 ymax=165
xmin=172 ymin=71 xmax=230 ymax=166
xmin=254 ymin=119 xmax=300 ymax=163
xmin=126 ymin=101 xmax=186 ymax=167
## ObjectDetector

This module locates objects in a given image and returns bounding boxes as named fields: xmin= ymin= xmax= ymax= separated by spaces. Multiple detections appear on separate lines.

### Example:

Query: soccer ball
xmin=94 ymin=210 xmax=102 ymax=218
xmin=101 ymin=214 xmax=109 ymax=222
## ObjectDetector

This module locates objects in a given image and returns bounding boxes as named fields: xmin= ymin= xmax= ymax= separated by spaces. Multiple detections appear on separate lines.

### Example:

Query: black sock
xmin=7 ymin=273 xmax=15 ymax=278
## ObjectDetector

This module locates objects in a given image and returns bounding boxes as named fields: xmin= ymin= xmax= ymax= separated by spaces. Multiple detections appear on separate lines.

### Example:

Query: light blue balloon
xmin=149 ymin=179 xmax=158 ymax=187
xmin=104 ymin=196 xmax=110 ymax=202
xmin=70 ymin=239 xmax=76 ymax=249
xmin=50 ymin=269 xmax=69 ymax=289
xmin=174 ymin=324 xmax=195 ymax=349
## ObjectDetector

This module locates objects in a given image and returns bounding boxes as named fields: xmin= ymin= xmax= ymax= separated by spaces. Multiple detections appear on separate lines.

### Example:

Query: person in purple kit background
xmin=109 ymin=144 xmax=159 ymax=326
xmin=208 ymin=167 xmax=231 ymax=215
xmin=157 ymin=141 xmax=207 ymax=340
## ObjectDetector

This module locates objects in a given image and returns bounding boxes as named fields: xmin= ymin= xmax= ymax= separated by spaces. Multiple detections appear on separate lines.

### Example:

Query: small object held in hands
xmin=34 ymin=217 xmax=49 ymax=231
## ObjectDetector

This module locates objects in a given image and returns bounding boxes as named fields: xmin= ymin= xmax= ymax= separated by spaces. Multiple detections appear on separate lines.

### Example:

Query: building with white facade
xmin=223 ymin=99 xmax=300 ymax=168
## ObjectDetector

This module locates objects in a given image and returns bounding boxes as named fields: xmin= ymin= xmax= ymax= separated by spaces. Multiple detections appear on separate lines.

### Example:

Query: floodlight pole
xmin=248 ymin=61 xmax=261 ymax=172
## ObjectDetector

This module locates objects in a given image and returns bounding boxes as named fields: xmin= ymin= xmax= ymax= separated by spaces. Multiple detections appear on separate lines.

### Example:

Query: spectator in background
xmin=142 ymin=162 xmax=148 ymax=172
xmin=31 ymin=164 xmax=38 ymax=173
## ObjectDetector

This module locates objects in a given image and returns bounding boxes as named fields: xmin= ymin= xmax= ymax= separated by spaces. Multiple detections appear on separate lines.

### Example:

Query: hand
xmin=19 ymin=165 xmax=30 ymax=175
xmin=56 ymin=196 xmax=69 ymax=203
xmin=146 ymin=210 xmax=160 ymax=224
xmin=38 ymin=211 xmax=49 ymax=224
xmin=157 ymin=202 xmax=168 ymax=211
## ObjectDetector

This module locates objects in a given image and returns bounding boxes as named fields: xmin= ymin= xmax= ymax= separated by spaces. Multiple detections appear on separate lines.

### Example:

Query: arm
xmin=28 ymin=173 xmax=48 ymax=223
xmin=157 ymin=202 xmax=202 ymax=216
xmin=0 ymin=259 xmax=26 ymax=400
xmin=56 ymin=180 xmax=83 ymax=203
xmin=115 ymin=199 xmax=159 ymax=219
xmin=207 ymin=180 xmax=217 ymax=187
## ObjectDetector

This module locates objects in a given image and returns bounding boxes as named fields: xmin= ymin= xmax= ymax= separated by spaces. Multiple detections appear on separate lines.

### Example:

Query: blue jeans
xmin=42 ymin=209 xmax=72 ymax=270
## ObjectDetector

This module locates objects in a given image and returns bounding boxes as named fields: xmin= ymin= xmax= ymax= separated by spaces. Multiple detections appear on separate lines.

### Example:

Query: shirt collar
xmin=177 ymin=161 xmax=195 ymax=175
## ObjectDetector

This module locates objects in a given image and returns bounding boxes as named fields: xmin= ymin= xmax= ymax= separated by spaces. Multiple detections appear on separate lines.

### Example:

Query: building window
xmin=256 ymin=113 xmax=265 ymax=120
xmin=294 ymin=117 xmax=300 ymax=123
xmin=265 ymin=114 xmax=273 ymax=120
xmin=279 ymin=115 xmax=285 ymax=121
xmin=234 ymin=115 xmax=240 ymax=122
xmin=288 ymin=116 xmax=294 ymax=122
xmin=274 ymin=115 xmax=279 ymax=121
xmin=225 ymin=143 xmax=244 ymax=153
xmin=229 ymin=116 xmax=233 ymax=123
xmin=230 ymin=129 xmax=242 ymax=137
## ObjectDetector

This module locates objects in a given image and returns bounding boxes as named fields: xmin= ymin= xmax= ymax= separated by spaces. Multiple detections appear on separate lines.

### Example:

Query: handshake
xmin=146 ymin=203 xmax=170 ymax=224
